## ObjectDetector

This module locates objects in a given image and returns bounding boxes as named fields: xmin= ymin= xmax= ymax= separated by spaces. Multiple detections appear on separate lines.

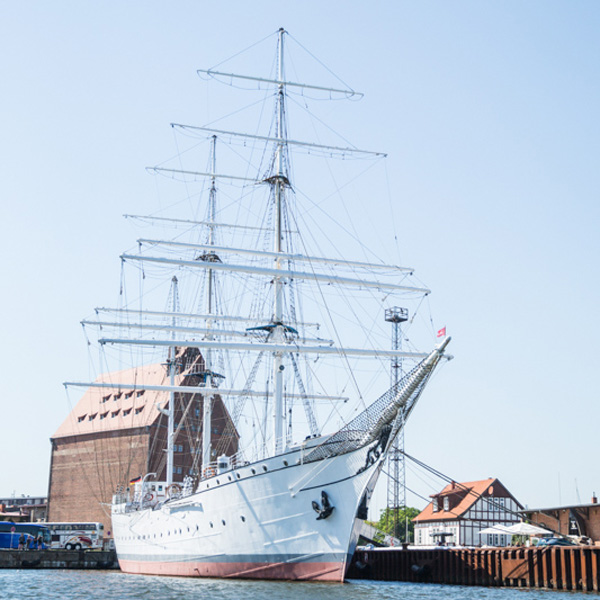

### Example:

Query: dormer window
xmin=432 ymin=497 xmax=439 ymax=512
xmin=102 ymin=395 xmax=111 ymax=403
xmin=125 ymin=391 xmax=134 ymax=399
xmin=443 ymin=496 xmax=449 ymax=512
xmin=88 ymin=413 xmax=97 ymax=421
xmin=136 ymin=390 xmax=145 ymax=397
xmin=78 ymin=415 xmax=86 ymax=423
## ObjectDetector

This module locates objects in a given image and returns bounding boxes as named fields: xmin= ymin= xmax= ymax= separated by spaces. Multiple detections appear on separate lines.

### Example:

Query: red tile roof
xmin=53 ymin=361 xmax=173 ymax=439
xmin=413 ymin=478 xmax=518 ymax=523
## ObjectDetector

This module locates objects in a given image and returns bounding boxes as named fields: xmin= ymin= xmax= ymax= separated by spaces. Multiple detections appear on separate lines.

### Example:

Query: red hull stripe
xmin=119 ymin=558 xmax=345 ymax=582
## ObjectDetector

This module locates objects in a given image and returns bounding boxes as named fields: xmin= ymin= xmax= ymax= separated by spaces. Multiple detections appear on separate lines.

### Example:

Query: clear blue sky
xmin=1 ymin=1 xmax=599 ymax=515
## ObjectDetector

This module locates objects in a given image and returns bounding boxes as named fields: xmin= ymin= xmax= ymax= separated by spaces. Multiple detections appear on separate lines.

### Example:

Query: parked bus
xmin=43 ymin=522 xmax=105 ymax=550
xmin=0 ymin=522 xmax=51 ymax=549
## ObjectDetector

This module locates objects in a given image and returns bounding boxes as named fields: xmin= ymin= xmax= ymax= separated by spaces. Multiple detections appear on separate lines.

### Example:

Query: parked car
xmin=537 ymin=537 xmax=576 ymax=547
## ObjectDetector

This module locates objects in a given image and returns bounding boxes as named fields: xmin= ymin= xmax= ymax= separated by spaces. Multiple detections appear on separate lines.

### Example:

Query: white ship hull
xmin=112 ymin=442 xmax=382 ymax=581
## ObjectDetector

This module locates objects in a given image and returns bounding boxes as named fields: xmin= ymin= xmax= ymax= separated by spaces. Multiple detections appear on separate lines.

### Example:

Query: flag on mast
xmin=437 ymin=326 xmax=447 ymax=338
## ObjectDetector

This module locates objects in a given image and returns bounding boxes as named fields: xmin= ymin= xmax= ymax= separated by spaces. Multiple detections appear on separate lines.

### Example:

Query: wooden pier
xmin=348 ymin=546 xmax=600 ymax=592
xmin=0 ymin=549 xmax=117 ymax=569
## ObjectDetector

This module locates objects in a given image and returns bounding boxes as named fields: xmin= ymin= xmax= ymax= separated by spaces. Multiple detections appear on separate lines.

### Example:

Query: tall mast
xmin=166 ymin=275 xmax=179 ymax=486
xmin=271 ymin=27 xmax=286 ymax=456
xmin=202 ymin=135 xmax=218 ymax=472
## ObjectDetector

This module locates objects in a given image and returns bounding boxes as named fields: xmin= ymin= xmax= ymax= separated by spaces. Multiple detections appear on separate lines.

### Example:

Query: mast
xmin=166 ymin=276 xmax=179 ymax=486
xmin=272 ymin=27 xmax=286 ymax=456
xmin=202 ymin=135 xmax=218 ymax=473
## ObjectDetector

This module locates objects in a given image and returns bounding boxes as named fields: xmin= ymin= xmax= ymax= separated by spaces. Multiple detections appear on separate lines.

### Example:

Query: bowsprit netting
xmin=302 ymin=342 xmax=448 ymax=464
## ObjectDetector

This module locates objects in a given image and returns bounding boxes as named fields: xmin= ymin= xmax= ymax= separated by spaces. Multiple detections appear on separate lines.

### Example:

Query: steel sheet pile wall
xmin=348 ymin=547 xmax=600 ymax=592
xmin=0 ymin=549 xmax=117 ymax=570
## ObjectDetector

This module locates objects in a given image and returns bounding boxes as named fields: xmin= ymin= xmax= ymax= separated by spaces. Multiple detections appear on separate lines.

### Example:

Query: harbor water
xmin=0 ymin=571 xmax=595 ymax=600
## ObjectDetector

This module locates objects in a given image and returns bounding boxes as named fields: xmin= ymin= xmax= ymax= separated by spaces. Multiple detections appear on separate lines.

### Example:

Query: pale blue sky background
xmin=1 ymin=1 xmax=599 ymax=516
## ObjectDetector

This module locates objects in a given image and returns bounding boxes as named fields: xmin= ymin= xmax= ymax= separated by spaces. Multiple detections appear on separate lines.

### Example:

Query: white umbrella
xmin=478 ymin=525 xmax=513 ymax=535
xmin=503 ymin=522 xmax=552 ymax=536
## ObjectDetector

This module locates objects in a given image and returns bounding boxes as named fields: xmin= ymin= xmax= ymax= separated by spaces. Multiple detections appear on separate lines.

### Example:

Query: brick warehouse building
xmin=47 ymin=348 xmax=238 ymax=531
xmin=521 ymin=495 xmax=600 ymax=544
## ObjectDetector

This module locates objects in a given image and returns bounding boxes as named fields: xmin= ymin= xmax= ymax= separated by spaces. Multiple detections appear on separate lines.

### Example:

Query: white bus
xmin=43 ymin=522 xmax=105 ymax=550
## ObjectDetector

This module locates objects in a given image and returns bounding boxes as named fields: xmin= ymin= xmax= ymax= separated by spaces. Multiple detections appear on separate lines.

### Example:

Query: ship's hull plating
xmin=112 ymin=442 xmax=382 ymax=582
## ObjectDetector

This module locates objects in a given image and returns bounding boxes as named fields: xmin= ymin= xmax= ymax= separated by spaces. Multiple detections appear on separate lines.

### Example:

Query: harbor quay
xmin=0 ymin=548 xmax=117 ymax=570
xmin=348 ymin=546 xmax=600 ymax=592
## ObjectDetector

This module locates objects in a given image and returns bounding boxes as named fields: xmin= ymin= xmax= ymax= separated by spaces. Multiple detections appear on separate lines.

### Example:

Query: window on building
xmin=443 ymin=496 xmax=449 ymax=512
xmin=102 ymin=395 xmax=111 ymax=403
xmin=89 ymin=413 xmax=98 ymax=421
xmin=136 ymin=390 xmax=145 ymax=397
xmin=123 ymin=408 xmax=132 ymax=416
xmin=78 ymin=415 xmax=86 ymax=423
xmin=569 ymin=519 xmax=579 ymax=535
xmin=111 ymin=410 xmax=120 ymax=418
xmin=433 ymin=497 xmax=439 ymax=512
xmin=135 ymin=407 xmax=144 ymax=415
xmin=125 ymin=391 xmax=133 ymax=399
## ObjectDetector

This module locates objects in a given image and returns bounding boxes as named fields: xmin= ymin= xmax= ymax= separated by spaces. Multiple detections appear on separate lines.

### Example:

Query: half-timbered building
xmin=413 ymin=478 xmax=523 ymax=547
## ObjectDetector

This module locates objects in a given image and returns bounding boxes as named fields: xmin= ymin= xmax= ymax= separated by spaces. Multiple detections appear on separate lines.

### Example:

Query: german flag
xmin=129 ymin=475 xmax=142 ymax=485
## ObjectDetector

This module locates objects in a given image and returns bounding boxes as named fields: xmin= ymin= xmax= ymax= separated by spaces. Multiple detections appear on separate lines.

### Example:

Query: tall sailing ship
xmin=66 ymin=29 xmax=450 ymax=581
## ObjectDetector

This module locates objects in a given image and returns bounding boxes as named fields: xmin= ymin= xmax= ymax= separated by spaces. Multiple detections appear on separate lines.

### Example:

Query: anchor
xmin=312 ymin=491 xmax=335 ymax=520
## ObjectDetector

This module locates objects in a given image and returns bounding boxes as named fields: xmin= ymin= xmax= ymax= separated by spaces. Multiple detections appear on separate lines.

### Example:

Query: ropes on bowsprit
xmin=302 ymin=344 xmax=445 ymax=464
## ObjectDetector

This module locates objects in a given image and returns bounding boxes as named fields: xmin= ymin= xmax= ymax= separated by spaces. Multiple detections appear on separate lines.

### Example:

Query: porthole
xmin=222 ymin=520 xmax=226 ymax=526
xmin=228 ymin=476 xmax=232 ymax=481
xmin=283 ymin=460 xmax=288 ymax=466
xmin=210 ymin=522 xmax=213 ymax=528
xmin=251 ymin=468 xmax=256 ymax=475
xmin=262 ymin=465 xmax=268 ymax=472
xmin=241 ymin=516 xmax=246 ymax=522
xmin=216 ymin=479 xmax=220 ymax=485
xmin=236 ymin=473 xmax=241 ymax=479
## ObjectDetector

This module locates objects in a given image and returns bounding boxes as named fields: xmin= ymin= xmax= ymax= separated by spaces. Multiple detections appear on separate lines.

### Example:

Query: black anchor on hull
xmin=312 ymin=491 xmax=335 ymax=520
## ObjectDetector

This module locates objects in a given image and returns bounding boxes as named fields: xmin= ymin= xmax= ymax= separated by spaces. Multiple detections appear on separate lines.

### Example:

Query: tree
xmin=376 ymin=506 xmax=421 ymax=542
